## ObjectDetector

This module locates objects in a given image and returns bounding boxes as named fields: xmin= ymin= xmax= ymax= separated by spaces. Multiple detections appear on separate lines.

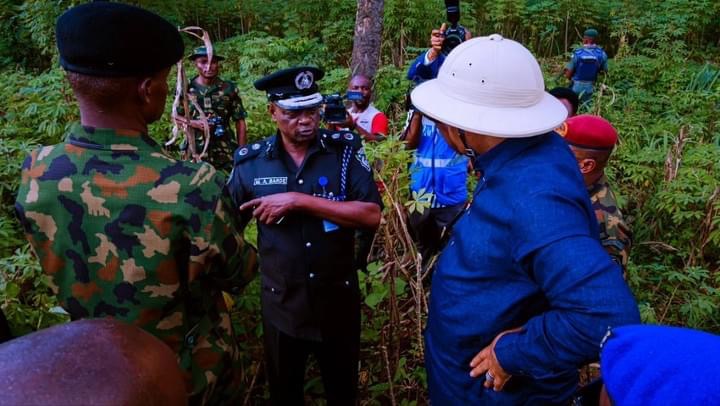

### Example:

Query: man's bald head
xmin=0 ymin=319 xmax=186 ymax=406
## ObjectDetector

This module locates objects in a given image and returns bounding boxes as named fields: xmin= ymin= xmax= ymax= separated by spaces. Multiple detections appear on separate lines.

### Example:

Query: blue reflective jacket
xmin=426 ymin=133 xmax=640 ymax=404
xmin=409 ymin=116 xmax=467 ymax=207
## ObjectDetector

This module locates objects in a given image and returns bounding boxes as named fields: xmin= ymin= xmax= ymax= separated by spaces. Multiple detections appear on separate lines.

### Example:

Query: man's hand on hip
xmin=469 ymin=327 xmax=523 ymax=392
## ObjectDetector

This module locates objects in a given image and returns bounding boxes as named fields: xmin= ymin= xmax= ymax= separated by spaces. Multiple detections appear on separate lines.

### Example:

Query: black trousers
xmin=263 ymin=320 xmax=359 ymax=406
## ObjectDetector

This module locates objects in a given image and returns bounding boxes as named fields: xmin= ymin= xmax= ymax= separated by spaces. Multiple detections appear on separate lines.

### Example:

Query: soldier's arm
xmin=601 ymin=220 xmax=632 ymax=277
xmin=230 ymin=87 xmax=249 ymax=146
xmin=564 ymin=53 xmax=577 ymax=79
xmin=600 ymin=53 xmax=609 ymax=74
xmin=193 ymin=177 xmax=258 ymax=290
xmin=236 ymin=119 xmax=247 ymax=146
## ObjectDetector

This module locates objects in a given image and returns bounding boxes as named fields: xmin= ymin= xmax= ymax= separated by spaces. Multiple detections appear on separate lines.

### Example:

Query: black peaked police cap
xmin=254 ymin=66 xmax=325 ymax=102
xmin=56 ymin=2 xmax=184 ymax=77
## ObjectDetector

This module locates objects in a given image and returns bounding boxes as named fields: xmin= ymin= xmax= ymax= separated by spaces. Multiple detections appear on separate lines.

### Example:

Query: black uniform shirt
xmin=228 ymin=129 xmax=382 ymax=340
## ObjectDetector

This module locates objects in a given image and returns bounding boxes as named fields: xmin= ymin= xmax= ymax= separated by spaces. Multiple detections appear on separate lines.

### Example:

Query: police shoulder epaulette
xmin=320 ymin=130 xmax=362 ymax=150
xmin=233 ymin=140 xmax=266 ymax=164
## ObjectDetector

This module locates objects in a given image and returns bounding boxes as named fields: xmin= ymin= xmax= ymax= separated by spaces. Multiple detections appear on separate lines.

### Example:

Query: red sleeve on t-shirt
xmin=371 ymin=112 xmax=389 ymax=136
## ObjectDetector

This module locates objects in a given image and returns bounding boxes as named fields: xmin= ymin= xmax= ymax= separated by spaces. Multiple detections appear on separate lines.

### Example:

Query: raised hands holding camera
xmin=427 ymin=23 xmax=447 ymax=62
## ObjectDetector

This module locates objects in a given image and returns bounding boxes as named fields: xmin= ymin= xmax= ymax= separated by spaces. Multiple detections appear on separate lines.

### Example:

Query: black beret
xmin=56 ymin=2 xmax=184 ymax=77
xmin=254 ymin=66 xmax=324 ymax=101
xmin=549 ymin=86 xmax=580 ymax=114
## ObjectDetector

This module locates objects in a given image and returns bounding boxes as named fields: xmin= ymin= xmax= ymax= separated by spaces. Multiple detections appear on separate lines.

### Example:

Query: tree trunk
xmin=350 ymin=0 xmax=385 ymax=78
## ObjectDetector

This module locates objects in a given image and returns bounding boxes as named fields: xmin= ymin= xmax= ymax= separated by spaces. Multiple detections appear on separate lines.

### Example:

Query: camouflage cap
xmin=189 ymin=47 xmax=225 ymax=61
xmin=56 ymin=2 xmax=183 ymax=77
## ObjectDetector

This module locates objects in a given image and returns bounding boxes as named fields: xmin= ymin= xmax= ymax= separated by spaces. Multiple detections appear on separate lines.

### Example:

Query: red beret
xmin=561 ymin=114 xmax=618 ymax=150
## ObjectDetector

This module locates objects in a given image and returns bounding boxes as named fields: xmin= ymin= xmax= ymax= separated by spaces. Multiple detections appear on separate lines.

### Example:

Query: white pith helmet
xmin=411 ymin=34 xmax=568 ymax=138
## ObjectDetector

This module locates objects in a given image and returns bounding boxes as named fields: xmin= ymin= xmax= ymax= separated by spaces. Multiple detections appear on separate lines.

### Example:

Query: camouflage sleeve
xmin=190 ymin=175 xmax=257 ymax=291
xmin=229 ymin=88 xmax=247 ymax=121
xmin=600 ymin=217 xmax=631 ymax=275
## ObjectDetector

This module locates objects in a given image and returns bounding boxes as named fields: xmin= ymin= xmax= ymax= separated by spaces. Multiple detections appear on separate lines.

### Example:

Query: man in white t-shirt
xmin=344 ymin=75 xmax=389 ymax=142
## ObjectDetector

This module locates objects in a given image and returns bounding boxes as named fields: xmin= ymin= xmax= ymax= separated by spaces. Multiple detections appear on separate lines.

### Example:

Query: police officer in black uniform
xmin=228 ymin=66 xmax=382 ymax=405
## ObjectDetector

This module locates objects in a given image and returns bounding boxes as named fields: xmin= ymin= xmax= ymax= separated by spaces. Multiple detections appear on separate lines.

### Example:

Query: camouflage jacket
xmin=588 ymin=174 xmax=632 ymax=274
xmin=15 ymin=124 xmax=257 ymax=404
xmin=178 ymin=77 xmax=247 ymax=173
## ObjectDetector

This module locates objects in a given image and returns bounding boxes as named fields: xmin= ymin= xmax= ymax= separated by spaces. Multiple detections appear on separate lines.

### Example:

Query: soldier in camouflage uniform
xmin=559 ymin=114 xmax=632 ymax=274
xmin=176 ymin=47 xmax=248 ymax=173
xmin=14 ymin=3 xmax=257 ymax=404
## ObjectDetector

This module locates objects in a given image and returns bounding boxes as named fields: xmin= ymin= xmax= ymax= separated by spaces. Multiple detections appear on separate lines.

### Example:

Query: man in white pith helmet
xmin=410 ymin=34 xmax=640 ymax=404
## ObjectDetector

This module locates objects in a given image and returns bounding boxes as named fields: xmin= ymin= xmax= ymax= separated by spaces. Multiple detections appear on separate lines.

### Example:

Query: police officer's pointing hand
xmin=240 ymin=193 xmax=298 ymax=224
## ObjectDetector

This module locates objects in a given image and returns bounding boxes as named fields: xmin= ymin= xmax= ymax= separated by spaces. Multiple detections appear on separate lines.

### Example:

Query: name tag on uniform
xmin=253 ymin=177 xmax=288 ymax=186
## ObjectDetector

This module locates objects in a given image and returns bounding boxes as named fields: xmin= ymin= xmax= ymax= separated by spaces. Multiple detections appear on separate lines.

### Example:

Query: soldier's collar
xmin=65 ymin=123 xmax=160 ymax=152
xmin=190 ymin=75 xmax=222 ymax=91
xmin=587 ymin=173 xmax=609 ymax=194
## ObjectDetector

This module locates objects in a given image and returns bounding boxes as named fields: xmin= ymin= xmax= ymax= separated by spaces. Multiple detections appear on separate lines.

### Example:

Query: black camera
xmin=323 ymin=94 xmax=346 ymax=123
xmin=442 ymin=0 xmax=467 ymax=56
xmin=207 ymin=115 xmax=226 ymax=138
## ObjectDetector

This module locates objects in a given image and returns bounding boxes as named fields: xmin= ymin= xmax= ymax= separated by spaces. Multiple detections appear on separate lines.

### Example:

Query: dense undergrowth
xmin=1 ymin=0 xmax=719 ymax=404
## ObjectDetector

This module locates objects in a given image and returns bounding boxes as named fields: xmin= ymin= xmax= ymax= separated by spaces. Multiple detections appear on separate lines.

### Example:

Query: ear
xmin=578 ymin=158 xmax=597 ymax=174
xmin=436 ymin=123 xmax=466 ymax=155
xmin=267 ymin=103 xmax=277 ymax=122
xmin=138 ymin=77 xmax=153 ymax=105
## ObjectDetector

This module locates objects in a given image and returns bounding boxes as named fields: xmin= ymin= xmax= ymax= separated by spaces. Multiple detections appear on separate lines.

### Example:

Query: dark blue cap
xmin=254 ymin=66 xmax=324 ymax=102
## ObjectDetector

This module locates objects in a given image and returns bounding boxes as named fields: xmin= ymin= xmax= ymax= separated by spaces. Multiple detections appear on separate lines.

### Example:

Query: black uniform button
xmin=298 ymin=179 xmax=304 ymax=185
xmin=305 ymin=242 xmax=312 ymax=248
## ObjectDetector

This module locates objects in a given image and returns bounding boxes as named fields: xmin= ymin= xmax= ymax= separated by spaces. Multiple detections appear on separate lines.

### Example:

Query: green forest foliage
xmin=1 ymin=0 xmax=719 ymax=403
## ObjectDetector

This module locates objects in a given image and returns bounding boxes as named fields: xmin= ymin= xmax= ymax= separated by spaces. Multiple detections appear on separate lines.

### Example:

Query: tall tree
xmin=350 ymin=0 xmax=385 ymax=78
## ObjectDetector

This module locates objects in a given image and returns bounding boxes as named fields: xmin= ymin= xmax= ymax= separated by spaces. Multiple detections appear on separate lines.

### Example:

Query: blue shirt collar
xmin=473 ymin=133 xmax=550 ymax=176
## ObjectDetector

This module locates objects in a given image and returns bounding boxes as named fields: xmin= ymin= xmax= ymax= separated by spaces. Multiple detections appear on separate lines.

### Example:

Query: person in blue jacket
xmin=403 ymin=24 xmax=471 ymax=264
xmin=411 ymin=34 xmax=640 ymax=405
xmin=565 ymin=28 xmax=609 ymax=106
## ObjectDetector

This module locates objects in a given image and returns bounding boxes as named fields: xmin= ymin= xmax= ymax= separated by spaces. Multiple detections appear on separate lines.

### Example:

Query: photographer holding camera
xmin=403 ymin=12 xmax=472 ymax=265
xmin=176 ymin=46 xmax=248 ymax=173
xmin=326 ymin=75 xmax=388 ymax=142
